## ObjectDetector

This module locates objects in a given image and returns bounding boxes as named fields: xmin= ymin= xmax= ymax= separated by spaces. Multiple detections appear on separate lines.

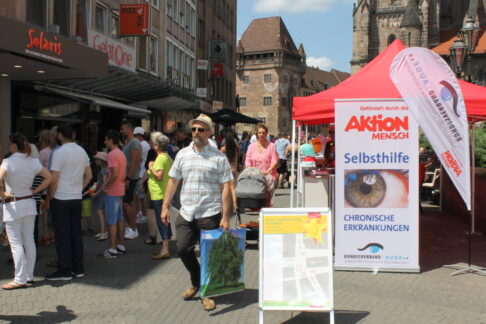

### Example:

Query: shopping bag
xmin=200 ymin=228 xmax=246 ymax=297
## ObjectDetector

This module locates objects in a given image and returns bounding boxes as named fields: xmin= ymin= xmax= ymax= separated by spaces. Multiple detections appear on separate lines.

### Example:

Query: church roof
xmin=238 ymin=16 xmax=301 ymax=56
xmin=432 ymin=28 xmax=486 ymax=55
xmin=400 ymin=5 xmax=422 ymax=28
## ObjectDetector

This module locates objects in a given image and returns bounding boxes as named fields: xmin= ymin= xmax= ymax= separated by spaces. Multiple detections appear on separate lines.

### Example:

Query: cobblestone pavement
xmin=1 ymin=189 xmax=486 ymax=323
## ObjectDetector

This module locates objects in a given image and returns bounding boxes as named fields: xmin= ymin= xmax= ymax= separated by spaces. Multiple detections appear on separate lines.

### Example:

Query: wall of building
xmin=196 ymin=0 xmax=237 ymax=110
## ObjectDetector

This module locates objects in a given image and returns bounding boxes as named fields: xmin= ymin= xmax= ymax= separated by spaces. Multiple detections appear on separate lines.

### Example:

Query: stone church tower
xmin=351 ymin=0 xmax=477 ymax=73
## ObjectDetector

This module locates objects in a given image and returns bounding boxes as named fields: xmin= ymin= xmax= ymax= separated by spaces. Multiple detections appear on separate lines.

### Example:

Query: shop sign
xmin=25 ymin=28 xmax=63 ymax=63
xmin=119 ymin=4 xmax=150 ymax=36
xmin=213 ymin=101 xmax=224 ymax=111
xmin=88 ymin=30 xmax=136 ymax=72
xmin=210 ymin=62 xmax=225 ymax=77
xmin=197 ymin=60 xmax=208 ymax=70
xmin=196 ymin=88 xmax=207 ymax=98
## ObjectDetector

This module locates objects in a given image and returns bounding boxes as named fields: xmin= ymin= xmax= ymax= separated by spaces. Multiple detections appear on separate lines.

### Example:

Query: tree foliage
xmin=207 ymin=231 xmax=244 ymax=287
xmin=474 ymin=123 xmax=486 ymax=168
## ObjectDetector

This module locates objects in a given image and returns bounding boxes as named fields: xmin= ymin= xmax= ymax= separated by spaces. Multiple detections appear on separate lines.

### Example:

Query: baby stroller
xmin=235 ymin=167 xmax=268 ymax=241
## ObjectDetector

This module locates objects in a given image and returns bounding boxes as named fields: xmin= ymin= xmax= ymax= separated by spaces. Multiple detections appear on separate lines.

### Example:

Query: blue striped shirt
xmin=169 ymin=143 xmax=233 ymax=221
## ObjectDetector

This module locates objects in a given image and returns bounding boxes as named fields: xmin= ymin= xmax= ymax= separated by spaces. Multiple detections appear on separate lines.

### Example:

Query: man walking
xmin=98 ymin=130 xmax=127 ymax=258
xmin=46 ymin=124 xmax=92 ymax=280
xmin=275 ymin=133 xmax=290 ymax=188
xmin=120 ymin=121 xmax=142 ymax=240
xmin=161 ymin=114 xmax=233 ymax=312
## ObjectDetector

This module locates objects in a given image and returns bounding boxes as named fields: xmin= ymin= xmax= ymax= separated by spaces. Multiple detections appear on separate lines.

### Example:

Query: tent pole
xmin=290 ymin=120 xmax=296 ymax=207
xmin=471 ymin=122 xmax=477 ymax=233
xmin=297 ymin=124 xmax=302 ymax=207
xmin=305 ymin=125 xmax=308 ymax=143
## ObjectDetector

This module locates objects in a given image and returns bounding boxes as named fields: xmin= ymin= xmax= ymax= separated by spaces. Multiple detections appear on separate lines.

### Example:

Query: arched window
xmin=388 ymin=34 xmax=397 ymax=45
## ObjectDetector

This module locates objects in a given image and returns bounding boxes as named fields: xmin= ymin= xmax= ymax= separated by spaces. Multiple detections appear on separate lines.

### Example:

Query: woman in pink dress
xmin=245 ymin=124 xmax=279 ymax=206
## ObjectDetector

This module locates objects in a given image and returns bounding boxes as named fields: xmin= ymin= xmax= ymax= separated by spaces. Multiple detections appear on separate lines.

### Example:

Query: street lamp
xmin=449 ymin=17 xmax=481 ymax=81
xmin=449 ymin=33 xmax=466 ymax=78
xmin=462 ymin=17 xmax=481 ymax=82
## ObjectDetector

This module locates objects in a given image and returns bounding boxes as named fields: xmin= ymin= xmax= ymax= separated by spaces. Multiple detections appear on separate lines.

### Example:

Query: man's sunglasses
xmin=191 ymin=127 xmax=207 ymax=133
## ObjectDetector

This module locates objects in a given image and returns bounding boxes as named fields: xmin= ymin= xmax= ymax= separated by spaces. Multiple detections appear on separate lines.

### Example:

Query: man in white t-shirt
xmin=134 ymin=127 xmax=150 ymax=223
xmin=46 ymin=124 xmax=92 ymax=281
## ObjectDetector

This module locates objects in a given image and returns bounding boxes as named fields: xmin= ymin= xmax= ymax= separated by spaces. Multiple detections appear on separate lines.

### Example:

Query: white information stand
xmin=259 ymin=208 xmax=334 ymax=324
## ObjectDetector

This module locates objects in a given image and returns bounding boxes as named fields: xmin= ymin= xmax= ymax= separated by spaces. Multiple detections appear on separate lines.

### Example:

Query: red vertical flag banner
xmin=119 ymin=4 xmax=150 ymax=36
xmin=390 ymin=47 xmax=471 ymax=210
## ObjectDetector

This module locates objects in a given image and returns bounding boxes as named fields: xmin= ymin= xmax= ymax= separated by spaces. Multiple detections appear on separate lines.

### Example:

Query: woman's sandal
xmin=144 ymin=237 xmax=156 ymax=245
xmin=2 ymin=281 xmax=27 ymax=290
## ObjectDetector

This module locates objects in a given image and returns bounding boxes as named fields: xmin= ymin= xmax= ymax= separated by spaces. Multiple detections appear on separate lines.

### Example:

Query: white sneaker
xmin=136 ymin=214 xmax=147 ymax=224
xmin=124 ymin=228 xmax=139 ymax=240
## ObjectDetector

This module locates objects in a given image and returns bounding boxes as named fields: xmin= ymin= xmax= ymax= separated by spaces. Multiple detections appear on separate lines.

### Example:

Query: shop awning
xmin=35 ymin=86 xmax=151 ymax=115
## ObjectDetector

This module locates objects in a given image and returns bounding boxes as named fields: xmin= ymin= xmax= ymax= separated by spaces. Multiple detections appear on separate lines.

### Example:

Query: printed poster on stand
xmin=259 ymin=208 xmax=334 ymax=311
xmin=334 ymin=99 xmax=420 ymax=272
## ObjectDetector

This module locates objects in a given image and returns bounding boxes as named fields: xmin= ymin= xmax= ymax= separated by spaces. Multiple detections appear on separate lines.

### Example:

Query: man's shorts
xmin=105 ymin=195 xmax=123 ymax=226
xmin=82 ymin=199 xmax=92 ymax=218
xmin=135 ymin=180 xmax=145 ymax=199
xmin=92 ymin=194 xmax=105 ymax=212
xmin=277 ymin=159 xmax=288 ymax=174
xmin=123 ymin=178 xmax=139 ymax=204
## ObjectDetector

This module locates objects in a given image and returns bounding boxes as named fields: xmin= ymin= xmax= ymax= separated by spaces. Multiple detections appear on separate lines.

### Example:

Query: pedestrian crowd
xmin=0 ymin=114 xmax=303 ymax=311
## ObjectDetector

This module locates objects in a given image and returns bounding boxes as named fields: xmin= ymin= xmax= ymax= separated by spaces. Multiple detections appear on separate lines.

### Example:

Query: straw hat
xmin=188 ymin=114 xmax=213 ymax=132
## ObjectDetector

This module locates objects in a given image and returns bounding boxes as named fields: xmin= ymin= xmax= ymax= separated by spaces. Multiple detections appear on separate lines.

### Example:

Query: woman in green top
xmin=147 ymin=134 xmax=173 ymax=259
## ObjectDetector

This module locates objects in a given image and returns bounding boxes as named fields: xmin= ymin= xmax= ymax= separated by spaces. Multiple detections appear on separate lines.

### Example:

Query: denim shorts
xmin=92 ymin=194 xmax=104 ymax=212
xmin=104 ymin=195 xmax=123 ymax=226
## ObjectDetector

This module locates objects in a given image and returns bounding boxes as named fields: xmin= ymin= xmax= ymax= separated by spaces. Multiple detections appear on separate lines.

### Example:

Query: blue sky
xmin=237 ymin=0 xmax=354 ymax=72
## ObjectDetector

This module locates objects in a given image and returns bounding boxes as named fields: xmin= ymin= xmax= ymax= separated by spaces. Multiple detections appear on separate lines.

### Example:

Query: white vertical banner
xmin=335 ymin=99 xmax=420 ymax=272
xmin=390 ymin=47 xmax=471 ymax=210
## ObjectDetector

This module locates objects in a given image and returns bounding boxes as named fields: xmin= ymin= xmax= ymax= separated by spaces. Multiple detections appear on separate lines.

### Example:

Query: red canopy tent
xmin=292 ymin=39 xmax=486 ymax=124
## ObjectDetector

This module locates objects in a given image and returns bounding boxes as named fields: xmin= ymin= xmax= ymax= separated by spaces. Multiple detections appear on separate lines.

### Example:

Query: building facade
xmin=236 ymin=17 xmax=306 ymax=136
xmin=351 ymin=0 xmax=486 ymax=84
xmin=0 ymin=0 xmax=202 ymax=153
xmin=196 ymin=0 xmax=237 ymax=112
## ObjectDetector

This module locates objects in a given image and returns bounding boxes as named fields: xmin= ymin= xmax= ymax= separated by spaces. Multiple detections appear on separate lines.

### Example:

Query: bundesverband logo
xmin=358 ymin=243 xmax=384 ymax=254
xmin=439 ymin=80 xmax=460 ymax=118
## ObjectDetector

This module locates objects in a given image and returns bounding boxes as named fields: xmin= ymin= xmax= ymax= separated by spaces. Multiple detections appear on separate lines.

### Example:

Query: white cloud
xmin=253 ymin=0 xmax=335 ymax=13
xmin=307 ymin=57 xmax=334 ymax=70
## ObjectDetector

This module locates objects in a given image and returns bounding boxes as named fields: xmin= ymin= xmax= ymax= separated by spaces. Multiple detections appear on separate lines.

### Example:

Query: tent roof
xmin=209 ymin=108 xmax=261 ymax=125
xmin=293 ymin=39 xmax=486 ymax=125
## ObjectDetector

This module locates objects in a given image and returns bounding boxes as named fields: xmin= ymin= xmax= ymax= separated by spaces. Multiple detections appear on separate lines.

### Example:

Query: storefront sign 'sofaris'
xmin=88 ymin=30 xmax=136 ymax=72
xmin=26 ymin=28 xmax=63 ymax=56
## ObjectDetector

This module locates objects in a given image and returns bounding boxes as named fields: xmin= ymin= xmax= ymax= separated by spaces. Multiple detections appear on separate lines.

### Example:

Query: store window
xmin=27 ymin=0 xmax=47 ymax=28
xmin=167 ymin=0 xmax=173 ymax=17
xmin=95 ymin=4 xmax=107 ymax=33
xmin=263 ymin=96 xmax=272 ymax=106
xmin=243 ymin=75 xmax=249 ymax=84
xmin=152 ymin=0 xmax=160 ymax=9
xmin=264 ymin=74 xmax=272 ymax=83
xmin=75 ymin=0 xmax=88 ymax=40
xmin=138 ymin=37 xmax=147 ymax=70
xmin=53 ymin=0 xmax=70 ymax=36
xmin=149 ymin=36 xmax=158 ymax=74
xmin=111 ymin=15 xmax=119 ymax=38
xmin=239 ymin=97 xmax=247 ymax=107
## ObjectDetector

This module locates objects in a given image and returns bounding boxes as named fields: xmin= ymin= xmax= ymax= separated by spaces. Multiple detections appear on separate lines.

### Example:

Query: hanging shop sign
xmin=119 ymin=4 xmax=150 ymax=36
xmin=197 ymin=60 xmax=209 ymax=70
xmin=88 ymin=30 xmax=136 ymax=72
xmin=334 ymin=99 xmax=420 ymax=272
